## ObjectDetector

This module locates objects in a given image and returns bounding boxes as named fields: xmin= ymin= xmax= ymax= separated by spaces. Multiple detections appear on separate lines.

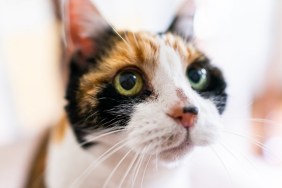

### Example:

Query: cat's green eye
xmin=187 ymin=66 xmax=209 ymax=91
xmin=114 ymin=70 xmax=143 ymax=96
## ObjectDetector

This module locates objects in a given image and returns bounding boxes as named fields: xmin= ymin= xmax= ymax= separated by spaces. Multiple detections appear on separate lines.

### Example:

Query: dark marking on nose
xmin=183 ymin=106 xmax=198 ymax=115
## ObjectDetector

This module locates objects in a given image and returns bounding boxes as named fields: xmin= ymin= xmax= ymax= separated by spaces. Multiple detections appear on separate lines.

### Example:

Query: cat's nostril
xmin=183 ymin=106 xmax=198 ymax=115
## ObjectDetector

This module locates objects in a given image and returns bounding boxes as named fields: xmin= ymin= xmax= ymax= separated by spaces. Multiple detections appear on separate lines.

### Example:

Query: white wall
xmin=0 ymin=0 xmax=64 ymax=143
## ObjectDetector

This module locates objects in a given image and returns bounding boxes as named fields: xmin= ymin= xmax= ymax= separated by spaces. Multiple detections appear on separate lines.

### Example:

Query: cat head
xmin=64 ymin=0 xmax=227 ymax=162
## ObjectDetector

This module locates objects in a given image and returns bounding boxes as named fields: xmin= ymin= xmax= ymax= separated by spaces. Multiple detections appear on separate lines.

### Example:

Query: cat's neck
xmin=45 ymin=118 xmax=191 ymax=188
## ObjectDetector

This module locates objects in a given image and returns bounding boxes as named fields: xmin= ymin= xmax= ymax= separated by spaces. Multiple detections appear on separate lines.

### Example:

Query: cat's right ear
xmin=167 ymin=0 xmax=195 ymax=40
xmin=64 ymin=0 xmax=111 ymax=60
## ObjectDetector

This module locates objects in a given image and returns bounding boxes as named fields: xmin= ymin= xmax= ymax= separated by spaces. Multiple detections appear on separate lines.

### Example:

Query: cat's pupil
xmin=188 ymin=68 xmax=202 ymax=83
xmin=119 ymin=71 xmax=137 ymax=90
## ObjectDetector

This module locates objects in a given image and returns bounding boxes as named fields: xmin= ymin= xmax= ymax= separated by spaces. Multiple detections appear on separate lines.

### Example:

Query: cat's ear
xmin=167 ymin=0 xmax=195 ymax=40
xmin=64 ymin=0 xmax=110 ymax=57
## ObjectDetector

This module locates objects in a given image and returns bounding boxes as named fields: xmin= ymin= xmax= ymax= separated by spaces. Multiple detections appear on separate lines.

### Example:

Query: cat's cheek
xmin=189 ymin=101 xmax=222 ymax=146
xmin=189 ymin=120 xmax=220 ymax=146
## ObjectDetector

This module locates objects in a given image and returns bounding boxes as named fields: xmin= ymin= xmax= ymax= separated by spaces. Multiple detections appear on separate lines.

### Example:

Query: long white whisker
xmin=70 ymin=139 xmax=128 ymax=188
xmin=84 ymin=110 xmax=98 ymax=123
xmin=94 ymin=117 xmax=120 ymax=129
xmin=118 ymin=152 xmax=139 ymax=188
xmin=223 ymin=130 xmax=282 ymax=162
xmin=80 ymin=128 xmax=125 ymax=146
xmin=131 ymin=148 xmax=147 ymax=188
xmin=103 ymin=18 xmax=131 ymax=48
xmin=155 ymin=151 xmax=159 ymax=172
xmin=141 ymin=154 xmax=152 ymax=188
xmin=223 ymin=130 xmax=269 ymax=150
xmin=222 ymin=128 xmax=263 ymax=139
xmin=102 ymin=149 xmax=132 ymax=188
xmin=225 ymin=117 xmax=282 ymax=127
xmin=210 ymin=146 xmax=234 ymax=188
xmin=130 ymin=155 xmax=141 ymax=187
xmin=219 ymin=142 xmax=258 ymax=171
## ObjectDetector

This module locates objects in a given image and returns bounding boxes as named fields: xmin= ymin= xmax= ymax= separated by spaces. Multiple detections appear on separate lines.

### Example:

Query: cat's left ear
xmin=167 ymin=0 xmax=195 ymax=40
xmin=64 ymin=0 xmax=111 ymax=57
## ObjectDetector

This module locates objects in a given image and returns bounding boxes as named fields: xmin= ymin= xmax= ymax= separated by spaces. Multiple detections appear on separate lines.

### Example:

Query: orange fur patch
xmin=52 ymin=115 xmax=68 ymax=143
xmin=77 ymin=32 xmax=160 ymax=114
xmin=163 ymin=33 xmax=204 ymax=64
xmin=25 ymin=131 xmax=49 ymax=188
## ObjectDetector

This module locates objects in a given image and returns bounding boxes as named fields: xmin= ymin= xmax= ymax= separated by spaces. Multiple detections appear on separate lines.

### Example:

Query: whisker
xmin=224 ymin=130 xmax=282 ymax=162
xmin=141 ymin=154 xmax=152 ymax=188
xmin=130 ymin=155 xmax=141 ymax=187
xmin=83 ymin=110 xmax=98 ymax=124
xmin=82 ymin=122 xmax=147 ymax=147
xmin=210 ymin=146 xmax=235 ymax=188
xmin=218 ymin=142 xmax=241 ymax=163
xmin=155 ymin=151 xmax=159 ymax=172
xmin=131 ymin=148 xmax=147 ymax=188
xmin=102 ymin=17 xmax=131 ymax=48
xmin=118 ymin=152 xmax=139 ymax=188
xmin=96 ymin=117 xmax=119 ymax=128
xmin=219 ymin=142 xmax=258 ymax=171
xmin=102 ymin=149 xmax=132 ymax=188
xmin=223 ymin=130 xmax=269 ymax=150
xmin=70 ymin=139 xmax=128 ymax=188
xmin=80 ymin=128 xmax=125 ymax=146
xmin=222 ymin=128 xmax=263 ymax=139
xmin=224 ymin=117 xmax=282 ymax=127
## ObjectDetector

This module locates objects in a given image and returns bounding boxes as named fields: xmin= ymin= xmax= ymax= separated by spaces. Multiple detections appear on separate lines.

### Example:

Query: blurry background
xmin=0 ymin=0 xmax=281 ymax=187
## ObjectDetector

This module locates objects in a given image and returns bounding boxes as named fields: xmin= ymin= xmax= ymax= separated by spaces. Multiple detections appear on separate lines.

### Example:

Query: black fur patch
xmin=85 ymin=84 xmax=151 ymax=130
xmin=190 ymin=58 xmax=227 ymax=114
xmin=66 ymin=77 xmax=152 ymax=147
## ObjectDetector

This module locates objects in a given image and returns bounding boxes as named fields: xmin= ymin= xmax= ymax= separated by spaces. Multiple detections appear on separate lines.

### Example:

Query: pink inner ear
xmin=67 ymin=0 xmax=97 ymax=56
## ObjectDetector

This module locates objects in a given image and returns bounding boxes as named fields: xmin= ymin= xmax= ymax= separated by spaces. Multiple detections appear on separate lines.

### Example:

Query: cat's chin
xmin=158 ymin=138 xmax=194 ymax=163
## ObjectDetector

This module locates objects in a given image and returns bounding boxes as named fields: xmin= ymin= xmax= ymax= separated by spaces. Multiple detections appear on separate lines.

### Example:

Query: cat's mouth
xmin=159 ymin=135 xmax=194 ymax=161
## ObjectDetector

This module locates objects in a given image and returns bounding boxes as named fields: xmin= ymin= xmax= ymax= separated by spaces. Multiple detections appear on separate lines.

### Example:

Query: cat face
xmin=65 ymin=0 xmax=227 ymax=163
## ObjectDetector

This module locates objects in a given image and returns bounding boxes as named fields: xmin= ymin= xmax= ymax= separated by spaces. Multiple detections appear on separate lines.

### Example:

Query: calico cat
xmin=26 ymin=0 xmax=227 ymax=187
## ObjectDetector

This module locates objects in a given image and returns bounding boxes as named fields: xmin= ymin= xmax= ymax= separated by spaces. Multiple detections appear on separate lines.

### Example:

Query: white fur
xmin=46 ymin=39 xmax=222 ymax=188
xmin=46 ymin=128 xmax=190 ymax=188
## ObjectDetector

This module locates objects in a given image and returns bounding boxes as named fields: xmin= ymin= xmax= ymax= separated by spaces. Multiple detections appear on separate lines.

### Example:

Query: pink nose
xmin=168 ymin=106 xmax=198 ymax=128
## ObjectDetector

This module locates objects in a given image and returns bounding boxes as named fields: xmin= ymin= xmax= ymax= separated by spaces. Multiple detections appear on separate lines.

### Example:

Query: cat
xmin=26 ymin=0 xmax=227 ymax=187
